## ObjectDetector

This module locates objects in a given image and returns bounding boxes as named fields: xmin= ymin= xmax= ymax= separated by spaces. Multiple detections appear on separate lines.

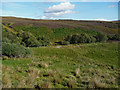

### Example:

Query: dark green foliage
xmin=2 ymin=37 xmax=11 ymax=43
xmin=3 ymin=30 xmax=21 ymax=44
xmin=107 ymin=35 xmax=113 ymax=40
xmin=13 ymin=25 xmax=97 ymax=42
xmin=107 ymin=34 xmax=120 ymax=41
xmin=2 ymin=42 xmax=31 ymax=57
xmin=70 ymin=34 xmax=79 ymax=44
xmin=17 ymin=31 xmax=49 ymax=47
xmin=64 ymin=35 xmax=72 ymax=42
xmin=17 ymin=31 xmax=40 ymax=47
xmin=37 ymin=35 xmax=50 ymax=46
xmin=78 ymin=33 xmax=91 ymax=43
xmin=25 ymin=37 xmax=40 ymax=47
xmin=95 ymin=33 xmax=108 ymax=42
xmin=60 ymin=41 xmax=70 ymax=45
xmin=89 ymin=36 xmax=96 ymax=43
xmin=112 ymin=34 xmax=120 ymax=40
xmin=64 ymin=33 xmax=96 ymax=44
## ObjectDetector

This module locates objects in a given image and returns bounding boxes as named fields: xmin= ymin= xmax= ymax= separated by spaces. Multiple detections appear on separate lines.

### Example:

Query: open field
xmin=2 ymin=42 xmax=119 ymax=88
xmin=2 ymin=17 xmax=119 ymax=88
xmin=2 ymin=17 xmax=118 ymax=42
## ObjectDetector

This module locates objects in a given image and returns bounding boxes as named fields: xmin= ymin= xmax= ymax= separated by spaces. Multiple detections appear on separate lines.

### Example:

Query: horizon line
xmin=1 ymin=16 xmax=118 ymax=22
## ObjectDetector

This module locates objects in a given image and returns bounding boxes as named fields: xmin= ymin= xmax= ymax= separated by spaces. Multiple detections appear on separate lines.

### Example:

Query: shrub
xmin=2 ymin=42 xmax=31 ymax=57
xmin=24 ymin=37 xmax=40 ymax=47
xmin=60 ymin=41 xmax=70 ymax=45
xmin=64 ymin=33 xmax=96 ymax=44
xmin=37 ymin=35 xmax=50 ymax=46
xmin=17 ymin=31 xmax=40 ymax=47
xmin=112 ymin=34 xmax=120 ymax=40
xmin=64 ymin=35 xmax=72 ymax=42
xmin=78 ymin=33 xmax=91 ymax=43
xmin=3 ymin=31 xmax=21 ymax=44
xmin=70 ymin=34 xmax=79 ymax=44
xmin=2 ymin=56 xmax=9 ymax=60
xmin=39 ymin=40 xmax=49 ymax=46
xmin=95 ymin=33 xmax=108 ymax=42
xmin=2 ymin=37 xmax=11 ymax=43
xmin=90 ymin=36 xmax=96 ymax=43
xmin=107 ymin=35 xmax=113 ymax=40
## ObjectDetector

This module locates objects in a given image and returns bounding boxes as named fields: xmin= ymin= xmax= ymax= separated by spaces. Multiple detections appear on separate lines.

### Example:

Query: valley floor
xmin=2 ymin=42 xmax=119 ymax=88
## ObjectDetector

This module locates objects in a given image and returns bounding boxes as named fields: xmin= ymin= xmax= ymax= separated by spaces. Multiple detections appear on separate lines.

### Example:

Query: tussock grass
xmin=2 ymin=42 xmax=119 ymax=88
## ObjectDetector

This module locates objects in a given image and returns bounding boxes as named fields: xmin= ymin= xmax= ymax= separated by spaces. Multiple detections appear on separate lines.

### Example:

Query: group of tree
xmin=2 ymin=29 xmax=50 ymax=58
xmin=2 ymin=41 xmax=31 ymax=58
xmin=60 ymin=33 xmax=120 ymax=45
xmin=17 ymin=31 xmax=49 ymax=47
xmin=107 ymin=34 xmax=120 ymax=41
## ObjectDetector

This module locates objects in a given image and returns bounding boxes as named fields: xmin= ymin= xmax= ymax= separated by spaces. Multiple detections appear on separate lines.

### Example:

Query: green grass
xmin=2 ymin=24 xmax=17 ymax=34
xmin=2 ymin=17 xmax=119 ymax=88
xmin=2 ymin=42 xmax=119 ymax=88
xmin=13 ymin=26 xmax=97 ymax=42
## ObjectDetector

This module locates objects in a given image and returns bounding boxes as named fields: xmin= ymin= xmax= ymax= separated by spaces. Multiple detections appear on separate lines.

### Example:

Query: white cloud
xmin=93 ymin=18 xmax=111 ymax=21
xmin=108 ymin=5 xmax=115 ymax=8
xmin=42 ymin=2 xmax=75 ymax=19
xmin=41 ymin=16 xmax=46 ymax=19
xmin=45 ymin=2 xmax=75 ymax=13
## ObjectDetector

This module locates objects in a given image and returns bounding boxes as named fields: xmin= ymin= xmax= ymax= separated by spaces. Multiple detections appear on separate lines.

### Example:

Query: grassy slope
xmin=2 ymin=42 xmax=119 ymax=88
xmin=2 ymin=24 xmax=17 ymax=34
xmin=2 ymin=17 xmax=118 ymax=42
xmin=2 ymin=17 xmax=119 ymax=88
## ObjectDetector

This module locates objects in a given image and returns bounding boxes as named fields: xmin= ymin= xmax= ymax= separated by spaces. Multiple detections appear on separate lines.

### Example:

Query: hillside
xmin=2 ymin=16 xmax=119 ymax=88
xmin=2 ymin=17 xmax=118 ymax=42
xmin=2 ymin=42 xmax=119 ymax=88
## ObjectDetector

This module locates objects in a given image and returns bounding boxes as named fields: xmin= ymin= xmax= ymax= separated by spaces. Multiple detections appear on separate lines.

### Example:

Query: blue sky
xmin=1 ymin=2 xmax=118 ymax=21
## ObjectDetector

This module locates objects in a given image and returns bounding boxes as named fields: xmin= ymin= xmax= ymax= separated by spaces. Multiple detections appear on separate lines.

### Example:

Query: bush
xmin=2 ymin=56 xmax=9 ymax=60
xmin=24 ymin=37 xmax=40 ymax=47
xmin=107 ymin=35 xmax=113 ymax=40
xmin=70 ymin=34 xmax=79 ymax=44
xmin=2 ymin=42 xmax=31 ymax=57
xmin=60 ymin=41 xmax=70 ymax=45
xmin=112 ymin=34 xmax=120 ymax=40
xmin=89 ymin=36 xmax=96 ymax=43
xmin=17 ymin=31 xmax=40 ymax=47
xmin=37 ymin=35 xmax=50 ymax=46
xmin=64 ymin=33 xmax=96 ymax=44
xmin=3 ymin=31 xmax=21 ymax=44
xmin=64 ymin=35 xmax=72 ymax=42
xmin=78 ymin=33 xmax=90 ymax=43
xmin=2 ymin=37 xmax=11 ymax=43
xmin=95 ymin=33 xmax=108 ymax=42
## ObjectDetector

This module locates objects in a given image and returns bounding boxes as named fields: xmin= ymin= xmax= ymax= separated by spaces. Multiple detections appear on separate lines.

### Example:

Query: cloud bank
xmin=41 ymin=2 xmax=75 ymax=19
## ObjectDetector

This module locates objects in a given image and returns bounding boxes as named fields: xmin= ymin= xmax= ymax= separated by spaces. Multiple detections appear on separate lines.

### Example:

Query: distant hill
xmin=2 ymin=16 xmax=118 ymax=42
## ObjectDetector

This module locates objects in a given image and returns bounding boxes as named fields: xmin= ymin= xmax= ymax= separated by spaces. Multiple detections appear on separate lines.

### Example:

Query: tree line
xmin=60 ymin=33 xmax=120 ymax=45
xmin=2 ymin=30 xmax=50 ymax=58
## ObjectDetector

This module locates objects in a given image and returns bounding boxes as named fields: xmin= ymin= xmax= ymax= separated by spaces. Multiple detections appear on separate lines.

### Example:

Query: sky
xmin=1 ymin=1 xmax=119 ymax=21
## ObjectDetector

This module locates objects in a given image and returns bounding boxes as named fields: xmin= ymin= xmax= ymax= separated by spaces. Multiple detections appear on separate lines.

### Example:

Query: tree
xmin=37 ymin=35 xmax=50 ymax=46
xmin=95 ymin=33 xmax=108 ymax=42
xmin=2 ymin=42 xmax=31 ymax=57
xmin=60 ymin=41 xmax=70 ymax=45
xmin=78 ymin=33 xmax=90 ymax=43
xmin=64 ymin=35 xmax=72 ymax=42
xmin=70 ymin=34 xmax=79 ymax=44
xmin=112 ymin=34 xmax=120 ymax=40
xmin=17 ymin=31 xmax=40 ymax=47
